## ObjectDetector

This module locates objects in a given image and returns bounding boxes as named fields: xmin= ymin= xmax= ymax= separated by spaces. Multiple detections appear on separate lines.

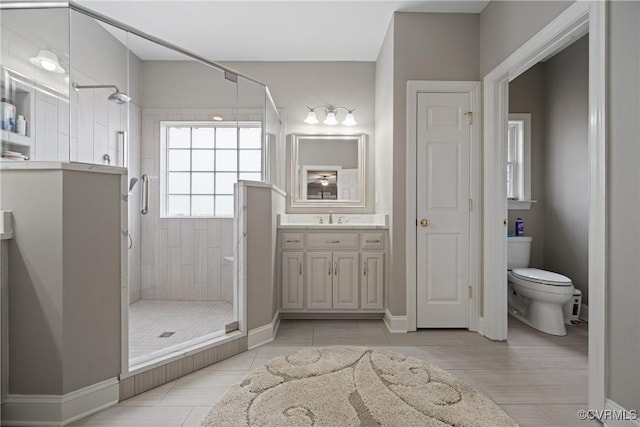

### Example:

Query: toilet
xmin=507 ymin=236 xmax=575 ymax=336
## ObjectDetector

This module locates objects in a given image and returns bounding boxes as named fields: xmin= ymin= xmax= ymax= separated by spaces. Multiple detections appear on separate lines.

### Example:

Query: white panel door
xmin=337 ymin=169 xmax=359 ymax=201
xmin=361 ymin=252 xmax=384 ymax=310
xmin=332 ymin=252 xmax=359 ymax=309
xmin=417 ymin=92 xmax=471 ymax=328
xmin=281 ymin=252 xmax=304 ymax=309
xmin=306 ymin=252 xmax=332 ymax=309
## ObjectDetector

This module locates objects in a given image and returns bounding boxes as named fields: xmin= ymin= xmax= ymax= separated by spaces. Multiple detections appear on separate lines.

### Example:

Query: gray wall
xmin=243 ymin=184 xmax=285 ymax=331
xmin=62 ymin=170 xmax=122 ymax=393
xmin=508 ymin=63 xmax=546 ymax=269
xmin=298 ymin=139 xmax=358 ymax=169
xmin=388 ymin=12 xmax=480 ymax=316
xmin=1 ymin=169 xmax=122 ymax=395
xmin=224 ymin=61 xmax=376 ymax=214
xmin=607 ymin=0 xmax=640 ymax=411
xmin=479 ymin=1 xmax=574 ymax=76
xmin=481 ymin=0 xmax=640 ymax=412
xmin=375 ymin=18 xmax=395 ymax=311
xmin=543 ymin=36 xmax=589 ymax=303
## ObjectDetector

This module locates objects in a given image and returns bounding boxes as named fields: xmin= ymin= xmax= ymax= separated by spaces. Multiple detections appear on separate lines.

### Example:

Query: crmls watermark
xmin=577 ymin=409 xmax=638 ymax=421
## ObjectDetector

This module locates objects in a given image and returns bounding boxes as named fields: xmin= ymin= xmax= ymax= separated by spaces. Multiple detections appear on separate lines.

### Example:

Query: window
xmin=507 ymin=113 xmax=532 ymax=209
xmin=161 ymin=121 xmax=262 ymax=217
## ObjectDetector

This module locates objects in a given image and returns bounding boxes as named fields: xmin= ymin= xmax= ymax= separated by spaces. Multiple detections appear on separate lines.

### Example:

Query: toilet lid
xmin=511 ymin=268 xmax=572 ymax=286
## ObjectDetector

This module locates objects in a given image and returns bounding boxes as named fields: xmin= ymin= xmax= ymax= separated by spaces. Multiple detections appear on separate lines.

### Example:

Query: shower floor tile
xmin=129 ymin=300 xmax=233 ymax=362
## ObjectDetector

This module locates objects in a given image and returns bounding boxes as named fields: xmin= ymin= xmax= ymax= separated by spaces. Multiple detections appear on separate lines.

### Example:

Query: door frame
xmin=481 ymin=1 xmax=605 ymax=412
xmin=406 ymin=81 xmax=482 ymax=332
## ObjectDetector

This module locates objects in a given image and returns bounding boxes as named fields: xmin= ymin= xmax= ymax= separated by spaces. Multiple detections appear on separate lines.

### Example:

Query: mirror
xmin=291 ymin=134 xmax=366 ymax=207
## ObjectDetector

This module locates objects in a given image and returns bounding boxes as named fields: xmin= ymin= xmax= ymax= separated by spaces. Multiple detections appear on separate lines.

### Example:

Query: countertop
xmin=0 ymin=161 xmax=127 ymax=175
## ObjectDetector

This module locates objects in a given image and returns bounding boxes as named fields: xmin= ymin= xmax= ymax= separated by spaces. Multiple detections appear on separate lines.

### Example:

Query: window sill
xmin=508 ymin=200 xmax=537 ymax=210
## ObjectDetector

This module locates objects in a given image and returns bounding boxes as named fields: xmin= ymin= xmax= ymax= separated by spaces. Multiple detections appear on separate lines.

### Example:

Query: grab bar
xmin=119 ymin=130 xmax=128 ymax=168
xmin=141 ymin=174 xmax=149 ymax=215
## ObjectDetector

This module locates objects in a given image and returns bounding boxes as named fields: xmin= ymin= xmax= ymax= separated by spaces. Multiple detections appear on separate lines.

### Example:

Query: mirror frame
xmin=290 ymin=133 xmax=367 ymax=207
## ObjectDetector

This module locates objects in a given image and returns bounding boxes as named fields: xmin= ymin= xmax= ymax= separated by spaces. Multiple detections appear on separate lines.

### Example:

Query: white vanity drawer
xmin=361 ymin=232 xmax=384 ymax=250
xmin=307 ymin=232 xmax=359 ymax=250
xmin=281 ymin=232 xmax=305 ymax=250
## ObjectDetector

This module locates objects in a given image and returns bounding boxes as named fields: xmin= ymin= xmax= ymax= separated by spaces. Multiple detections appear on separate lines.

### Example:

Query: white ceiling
xmin=77 ymin=1 xmax=489 ymax=61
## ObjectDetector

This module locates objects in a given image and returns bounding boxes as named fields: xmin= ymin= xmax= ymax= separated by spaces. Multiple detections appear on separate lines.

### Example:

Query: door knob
xmin=420 ymin=219 xmax=430 ymax=227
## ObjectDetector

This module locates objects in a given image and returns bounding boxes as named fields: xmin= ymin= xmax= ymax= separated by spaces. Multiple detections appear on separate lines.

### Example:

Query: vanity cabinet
xmin=279 ymin=229 xmax=386 ymax=313
xmin=305 ymin=251 xmax=359 ymax=309
xmin=361 ymin=252 xmax=384 ymax=309
xmin=282 ymin=252 xmax=304 ymax=309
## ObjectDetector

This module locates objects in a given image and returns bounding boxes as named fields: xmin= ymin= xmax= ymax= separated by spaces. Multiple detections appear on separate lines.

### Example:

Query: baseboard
xmin=1 ymin=377 xmax=119 ymax=426
xmin=248 ymin=311 xmax=280 ymax=349
xmin=580 ymin=303 xmax=589 ymax=322
xmin=603 ymin=399 xmax=640 ymax=427
xmin=383 ymin=309 xmax=408 ymax=333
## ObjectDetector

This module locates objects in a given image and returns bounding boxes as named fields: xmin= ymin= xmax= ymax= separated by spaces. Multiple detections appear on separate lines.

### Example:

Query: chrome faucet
xmin=328 ymin=211 xmax=333 ymax=224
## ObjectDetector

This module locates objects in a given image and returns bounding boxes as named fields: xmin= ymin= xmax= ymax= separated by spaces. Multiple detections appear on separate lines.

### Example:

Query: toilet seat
xmin=511 ymin=268 xmax=572 ymax=286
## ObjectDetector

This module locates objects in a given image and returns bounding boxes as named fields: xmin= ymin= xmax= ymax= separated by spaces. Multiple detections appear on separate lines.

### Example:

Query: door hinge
xmin=464 ymin=111 xmax=473 ymax=125
xmin=468 ymin=198 xmax=473 ymax=212
xmin=468 ymin=286 xmax=472 ymax=298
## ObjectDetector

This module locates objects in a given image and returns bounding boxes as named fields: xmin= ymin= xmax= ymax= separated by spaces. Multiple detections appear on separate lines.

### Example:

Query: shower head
xmin=72 ymin=82 xmax=131 ymax=104
xmin=108 ymin=90 xmax=131 ymax=105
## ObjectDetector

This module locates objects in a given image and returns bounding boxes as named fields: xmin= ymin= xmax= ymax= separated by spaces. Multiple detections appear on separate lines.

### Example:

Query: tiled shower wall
xmin=140 ymin=108 xmax=234 ymax=302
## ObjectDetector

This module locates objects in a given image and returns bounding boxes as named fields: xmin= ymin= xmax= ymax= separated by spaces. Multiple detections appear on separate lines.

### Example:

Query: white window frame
xmin=159 ymin=120 xmax=263 ymax=218
xmin=507 ymin=113 xmax=533 ymax=210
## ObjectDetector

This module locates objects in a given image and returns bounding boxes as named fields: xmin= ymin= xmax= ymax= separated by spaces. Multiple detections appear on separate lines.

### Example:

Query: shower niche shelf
xmin=1 ymin=79 xmax=34 ymax=160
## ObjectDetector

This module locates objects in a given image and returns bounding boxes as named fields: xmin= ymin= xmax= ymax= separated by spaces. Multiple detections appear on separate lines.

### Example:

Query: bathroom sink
xmin=278 ymin=214 xmax=388 ymax=228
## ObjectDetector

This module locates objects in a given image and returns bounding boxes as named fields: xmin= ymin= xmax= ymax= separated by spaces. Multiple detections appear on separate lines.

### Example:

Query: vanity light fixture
xmin=304 ymin=105 xmax=357 ymax=126
xmin=30 ymin=49 xmax=65 ymax=73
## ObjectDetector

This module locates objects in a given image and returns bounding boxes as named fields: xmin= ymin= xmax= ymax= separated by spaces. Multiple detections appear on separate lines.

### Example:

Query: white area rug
xmin=200 ymin=346 xmax=517 ymax=427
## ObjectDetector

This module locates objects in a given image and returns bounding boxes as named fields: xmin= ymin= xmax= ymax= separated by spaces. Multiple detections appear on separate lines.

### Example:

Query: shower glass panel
xmin=126 ymin=31 xmax=242 ymax=369
xmin=69 ymin=11 xmax=130 ymax=166
xmin=1 ymin=2 xmax=283 ymax=373
xmin=265 ymin=90 xmax=283 ymax=188
xmin=1 ymin=7 xmax=70 ymax=161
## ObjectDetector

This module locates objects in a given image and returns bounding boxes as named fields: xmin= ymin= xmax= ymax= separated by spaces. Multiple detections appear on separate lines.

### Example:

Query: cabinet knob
xmin=420 ymin=219 xmax=430 ymax=227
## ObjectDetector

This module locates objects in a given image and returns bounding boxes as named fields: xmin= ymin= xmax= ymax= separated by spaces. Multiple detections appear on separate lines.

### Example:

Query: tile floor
xmin=73 ymin=318 xmax=596 ymax=427
xmin=129 ymin=300 xmax=233 ymax=361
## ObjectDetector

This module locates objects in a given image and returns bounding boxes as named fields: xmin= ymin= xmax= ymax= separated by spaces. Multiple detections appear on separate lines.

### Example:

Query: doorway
xmin=481 ymin=1 xmax=605 ymax=411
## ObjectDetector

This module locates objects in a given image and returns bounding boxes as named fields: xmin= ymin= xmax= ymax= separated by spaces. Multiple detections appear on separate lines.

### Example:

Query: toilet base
xmin=508 ymin=302 xmax=567 ymax=336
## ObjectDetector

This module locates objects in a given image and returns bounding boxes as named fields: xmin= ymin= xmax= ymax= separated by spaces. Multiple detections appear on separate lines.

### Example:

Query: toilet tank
xmin=507 ymin=236 xmax=532 ymax=269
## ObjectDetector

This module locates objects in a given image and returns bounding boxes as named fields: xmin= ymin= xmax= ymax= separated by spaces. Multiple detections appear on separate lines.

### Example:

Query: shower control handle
xmin=141 ymin=174 xmax=149 ymax=215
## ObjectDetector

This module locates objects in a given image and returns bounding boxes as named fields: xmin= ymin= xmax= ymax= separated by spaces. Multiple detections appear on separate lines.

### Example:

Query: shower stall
xmin=1 ymin=2 xmax=283 ymax=374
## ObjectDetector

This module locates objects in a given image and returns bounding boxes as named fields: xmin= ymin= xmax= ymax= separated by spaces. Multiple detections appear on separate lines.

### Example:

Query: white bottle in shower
xmin=16 ymin=115 xmax=26 ymax=136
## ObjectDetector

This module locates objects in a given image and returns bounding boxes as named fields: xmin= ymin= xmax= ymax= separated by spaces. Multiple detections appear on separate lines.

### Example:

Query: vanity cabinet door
xmin=282 ymin=252 xmax=304 ymax=309
xmin=332 ymin=252 xmax=359 ymax=309
xmin=306 ymin=252 xmax=333 ymax=309
xmin=361 ymin=252 xmax=384 ymax=310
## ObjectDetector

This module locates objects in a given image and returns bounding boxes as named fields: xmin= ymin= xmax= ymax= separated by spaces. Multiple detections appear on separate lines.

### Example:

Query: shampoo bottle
xmin=515 ymin=218 xmax=524 ymax=237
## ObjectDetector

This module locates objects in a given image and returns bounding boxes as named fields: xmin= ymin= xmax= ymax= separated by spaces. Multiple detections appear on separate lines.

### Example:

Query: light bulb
xmin=304 ymin=110 xmax=319 ymax=125
xmin=40 ymin=59 xmax=57 ymax=71
xmin=324 ymin=111 xmax=338 ymax=126
xmin=342 ymin=112 xmax=357 ymax=126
